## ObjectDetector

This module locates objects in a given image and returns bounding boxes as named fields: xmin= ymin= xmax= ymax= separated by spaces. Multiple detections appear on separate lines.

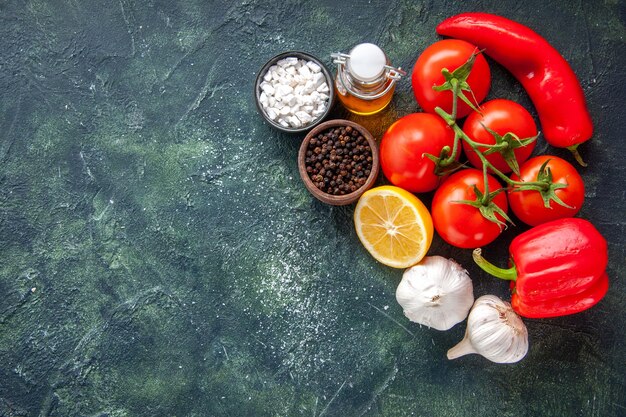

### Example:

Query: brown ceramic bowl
xmin=298 ymin=119 xmax=380 ymax=205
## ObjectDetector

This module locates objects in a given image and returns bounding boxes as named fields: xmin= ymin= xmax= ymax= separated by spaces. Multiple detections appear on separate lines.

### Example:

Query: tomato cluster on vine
xmin=379 ymin=39 xmax=585 ymax=249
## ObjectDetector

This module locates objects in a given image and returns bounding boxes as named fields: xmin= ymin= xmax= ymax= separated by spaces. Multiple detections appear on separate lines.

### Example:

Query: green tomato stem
xmin=449 ymin=123 xmax=549 ymax=190
xmin=481 ymin=158 xmax=490 ymax=205
xmin=450 ymin=79 xmax=459 ymax=120
xmin=433 ymin=71 xmax=552 ymax=193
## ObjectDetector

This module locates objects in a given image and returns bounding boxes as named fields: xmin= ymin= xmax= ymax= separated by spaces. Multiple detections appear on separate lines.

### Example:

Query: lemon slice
xmin=354 ymin=185 xmax=434 ymax=268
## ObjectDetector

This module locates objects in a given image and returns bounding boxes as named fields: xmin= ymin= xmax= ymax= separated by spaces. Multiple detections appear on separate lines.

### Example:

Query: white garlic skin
xmin=396 ymin=256 xmax=474 ymax=331
xmin=447 ymin=295 xmax=529 ymax=364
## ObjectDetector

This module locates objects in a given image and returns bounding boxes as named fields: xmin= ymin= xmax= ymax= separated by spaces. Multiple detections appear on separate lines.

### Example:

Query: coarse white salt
xmin=306 ymin=61 xmax=321 ymax=73
xmin=278 ymin=84 xmax=293 ymax=96
xmin=295 ymin=111 xmax=312 ymax=124
xmin=316 ymin=83 xmax=329 ymax=93
xmin=284 ymin=94 xmax=297 ymax=107
xmin=266 ymin=108 xmax=278 ymax=120
xmin=260 ymin=83 xmax=274 ymax=95
xmin=312 ymin=106 xmax=326 ymax=117
xmin=288 ymin=115 xmax=302 ymax=128
xmin=277 ymin=57 xmax=299 ymax=67
xmin=298 ymin=64 xmax=311 ymax=78
xmin=259 ymin=56 xmax=330 ymax=129
xmin=312 ymin=72 xmax=325 ymax=87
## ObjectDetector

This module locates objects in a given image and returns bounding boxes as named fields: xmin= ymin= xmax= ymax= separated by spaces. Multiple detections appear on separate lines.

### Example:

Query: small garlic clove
xmin=447 ymin=295 xmax=529 ymax=364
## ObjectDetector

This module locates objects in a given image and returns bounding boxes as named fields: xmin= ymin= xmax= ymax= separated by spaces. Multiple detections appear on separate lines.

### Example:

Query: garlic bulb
xmin=395 ymin=256 xmax=474 ymax=331
xmin=447 ymin=295 xmax=529 ymax=363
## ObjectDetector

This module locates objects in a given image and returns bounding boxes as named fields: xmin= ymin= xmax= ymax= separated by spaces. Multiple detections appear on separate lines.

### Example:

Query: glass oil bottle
xmin=331 ymin=43 xmax=406 ymax=115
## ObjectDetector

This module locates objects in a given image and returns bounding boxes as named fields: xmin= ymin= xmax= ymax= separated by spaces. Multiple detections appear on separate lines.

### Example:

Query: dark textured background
xmin=0 ymin=1 xmax=624 ymax=416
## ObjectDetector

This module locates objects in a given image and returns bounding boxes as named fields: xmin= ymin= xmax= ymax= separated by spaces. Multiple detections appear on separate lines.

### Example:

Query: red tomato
xmin=508 ymin=155 xmax=585 ymax=226
xmin=380 ymin=113 xmax=456 ymax=193
xmin=462 ymin=99 xmax=537 ymax=173
xmin=432 ymin=169 xmax=508 ymax=248
xmin=412 ymin=39 xmax=491 ymax=118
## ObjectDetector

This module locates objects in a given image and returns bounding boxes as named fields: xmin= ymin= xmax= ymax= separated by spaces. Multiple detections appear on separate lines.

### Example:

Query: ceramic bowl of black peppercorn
xmin=298 ymin=119 xmax=380 ymax=205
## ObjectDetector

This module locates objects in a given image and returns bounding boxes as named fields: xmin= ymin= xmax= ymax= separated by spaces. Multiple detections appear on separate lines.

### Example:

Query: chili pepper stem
xmin=567 ymin=144 xmax=588 ymax=167
xmin=472 ymin=248 xmax=517 ymax=281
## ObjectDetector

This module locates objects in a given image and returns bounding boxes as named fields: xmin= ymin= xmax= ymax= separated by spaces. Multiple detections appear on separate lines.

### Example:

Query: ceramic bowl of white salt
xmin=254 ymin=51 xmax=335 ymax=133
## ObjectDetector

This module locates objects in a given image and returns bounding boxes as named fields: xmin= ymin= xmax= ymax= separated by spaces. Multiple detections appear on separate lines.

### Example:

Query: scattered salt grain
xmin=306 ymin=61 xmax=322 ymax=73
xmin=258 ymin=57 xmax=330 ymax=129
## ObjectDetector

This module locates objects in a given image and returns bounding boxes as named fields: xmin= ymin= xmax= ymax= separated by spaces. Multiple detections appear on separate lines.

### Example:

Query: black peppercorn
xmin=304 ymin=124 xmax=374 ymax=196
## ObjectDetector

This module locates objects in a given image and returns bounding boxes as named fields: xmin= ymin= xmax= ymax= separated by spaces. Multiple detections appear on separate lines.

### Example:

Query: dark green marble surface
xmin=1 ymin=1 xmax=625 ymax=416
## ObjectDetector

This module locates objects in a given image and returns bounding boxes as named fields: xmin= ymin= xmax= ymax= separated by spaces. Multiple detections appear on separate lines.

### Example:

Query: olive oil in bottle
xmin=331 ymin=43 xmax=405 ymax=115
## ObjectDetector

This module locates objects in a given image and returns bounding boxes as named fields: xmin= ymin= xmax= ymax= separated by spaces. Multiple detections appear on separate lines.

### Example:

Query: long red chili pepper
xmin=473 ymin=218 xmax=609 ymax=318
xmin=437 ymin=13 xmax=593 ymax=166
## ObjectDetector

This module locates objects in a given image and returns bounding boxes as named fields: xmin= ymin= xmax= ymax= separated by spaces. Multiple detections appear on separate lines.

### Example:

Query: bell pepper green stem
xmin=472 ymin=248 xmax=517 ymax=281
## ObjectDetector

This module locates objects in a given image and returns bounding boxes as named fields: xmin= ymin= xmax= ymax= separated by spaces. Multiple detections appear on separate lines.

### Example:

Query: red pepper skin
xmin=436 ymin=13 xmax=593 ymax=152
xmin=509 ymin=218 xmax=608 ymax=318
xmin=512 ymin=273 xmax=608 ymax=319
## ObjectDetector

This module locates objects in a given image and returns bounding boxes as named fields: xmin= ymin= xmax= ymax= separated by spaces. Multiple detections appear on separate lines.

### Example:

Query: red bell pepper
xmin=436 ymin=13 xmax=593 ymax=166
xmin=473 ymin=218 xmax=609 ymax=318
